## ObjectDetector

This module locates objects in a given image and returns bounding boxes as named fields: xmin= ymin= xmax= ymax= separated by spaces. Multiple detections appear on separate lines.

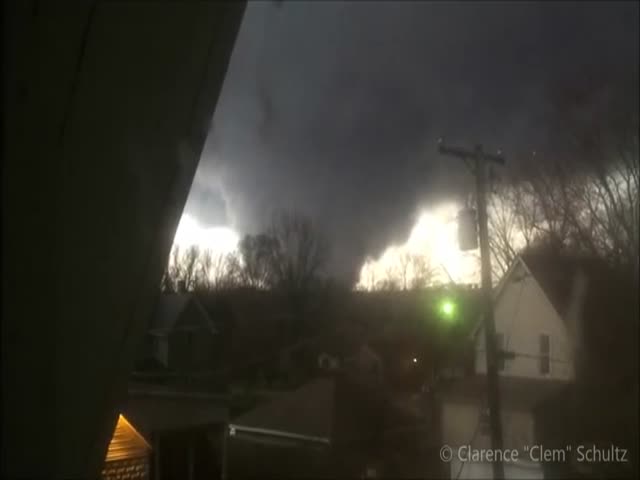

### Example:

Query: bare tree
xmin=237 ymin=233 xmax=279 ymax=288
xmin=194 ymin=250 xmax=241 ymax=292
xmin=487 ymin=174 xmax=560 ymax=278
xmin=266 ymin=211 xmax=329 ymax=293
xmin=258 ymin=210 xmax=331 ymax=340
xmin=357 ymin=257 xmax=378 ymax=291
xmin=378 ymin=269 xmax=400 ymax=291
xmin=487 ymin=67 xmax=638 ymax=278
xmin=195 ymin=248 xmax=213 ymax=291
xmin=488 ymin=190 xmax=520 ymax=278
xmin=546 ymin=66 xmax=638 ymax=269
xmin=409 ymin=254 xmax=435 ymax=289
xmin=359 ymin=251 xmax=435 ymax=291
xmin=181 ymin=245 xmax=200 ymax=291
xmin=161 ymin=245 xmax=240 ymax=293
xmin=398 ymin=251 xmax=412 ymax=290
xmin=160 ymin=245 xmax=184 ymax=292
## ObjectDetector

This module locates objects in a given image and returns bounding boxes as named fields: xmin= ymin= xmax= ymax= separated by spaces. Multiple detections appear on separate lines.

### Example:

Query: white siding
xmin=441 ymin=402 xmax=486 ymax=449
xmin=475 ymin=262 xmax=574 ymax=381
xmin=441 ymin=402 xmax=535 ymax=450
xmin=450 ymin=457 xmax=543 ymax=480
xmin=442 ymin=401 xmax=542 ymax=479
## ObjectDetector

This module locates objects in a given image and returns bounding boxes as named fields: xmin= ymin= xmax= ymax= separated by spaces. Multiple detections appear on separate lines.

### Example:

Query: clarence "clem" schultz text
xmin=576 ymin=444 xmax=628 ymax=463
xmin=526 ymin=444 xmax=628 ymax=464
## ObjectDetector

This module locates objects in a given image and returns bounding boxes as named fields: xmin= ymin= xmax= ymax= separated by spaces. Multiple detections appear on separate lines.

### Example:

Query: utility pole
xmin=438 ymin=140 xmax=505 ymax=480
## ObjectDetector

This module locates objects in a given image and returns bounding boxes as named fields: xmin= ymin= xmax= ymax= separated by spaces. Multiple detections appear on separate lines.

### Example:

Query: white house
xmin=438 ymin=253 xmax=594 ymax=479
xmin=473 ymin=254 xmax=589 ymax=381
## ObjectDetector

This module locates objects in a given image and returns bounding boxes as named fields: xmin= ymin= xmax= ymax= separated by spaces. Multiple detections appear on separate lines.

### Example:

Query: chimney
xmin=565 ymin=268 xmax=589 ymax=381
xmin=177 ymin=280 xmax=187 ymax=293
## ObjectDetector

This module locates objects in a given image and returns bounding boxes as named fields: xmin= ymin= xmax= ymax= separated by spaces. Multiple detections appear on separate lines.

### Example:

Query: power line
xmin=475 ymin=349 xmax=569 ymax=364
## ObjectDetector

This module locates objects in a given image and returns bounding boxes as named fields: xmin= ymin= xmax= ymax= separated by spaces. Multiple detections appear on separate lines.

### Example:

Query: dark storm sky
xmin=184 ymin=0 xmax=639 ymax=280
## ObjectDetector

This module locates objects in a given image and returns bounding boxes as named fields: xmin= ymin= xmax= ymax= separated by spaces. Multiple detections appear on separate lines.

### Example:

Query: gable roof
xmin=104 ymin=414 xmax=151 ymax=463
xmin=230 ymin=377 xmax=336 ymax=443
xmin=518 ymin=253 xmax=616 ymax=321
xmin=472 ymin=253 xmax=620 ymax=337
xmin=149 ymin=293 xmax=216 ymax=335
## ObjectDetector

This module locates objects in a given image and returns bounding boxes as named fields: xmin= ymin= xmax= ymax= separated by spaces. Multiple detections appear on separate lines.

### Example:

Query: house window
xmin=539 ymin=334 xmax=550 ymax=374
xmin=495 ymin=333 xmax=505 ymax=371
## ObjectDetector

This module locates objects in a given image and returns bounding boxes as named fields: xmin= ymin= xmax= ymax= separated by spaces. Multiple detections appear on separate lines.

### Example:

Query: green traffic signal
xmin=438 ymin=298 xmax=457 ymax=321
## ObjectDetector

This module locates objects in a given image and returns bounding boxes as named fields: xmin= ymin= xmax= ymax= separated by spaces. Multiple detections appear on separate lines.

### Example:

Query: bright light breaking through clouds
xmin=356 ymin=203 xmax=481 ymax=289
xmin=172 ymin=214 xmax=240 ymax=256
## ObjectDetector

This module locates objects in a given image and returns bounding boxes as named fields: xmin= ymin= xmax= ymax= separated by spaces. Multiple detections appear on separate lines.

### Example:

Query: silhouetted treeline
xmin=161 ymin=210 xmax=329 ymax=295
xmin=489 ymin=65 xmax=638 ymax=279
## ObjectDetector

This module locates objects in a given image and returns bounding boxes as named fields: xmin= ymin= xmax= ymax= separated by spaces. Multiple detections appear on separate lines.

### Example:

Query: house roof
xmin=518 ymin=253 xmax=614 ymax=321
xmin=518 ymin=254 xmax=637 ymax=367
xmin=473 ymin=253 xmax=630 ymax=338
xmin=104 ymin=414 xmax=151 ymax=463
xmin=231 ymin=377 xmax=336 ymax=443
xmin=149 ymin=293 xmax=217 ymax=334
xmin=436 ymin=375 xmax=569 ymax=411
xmin=122 ymin=386 xmax=228 ymax=437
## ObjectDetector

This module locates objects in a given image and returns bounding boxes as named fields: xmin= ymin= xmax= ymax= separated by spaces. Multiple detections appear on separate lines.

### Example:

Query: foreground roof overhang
xmin=2 ymin=2 xmax=245 ymax=477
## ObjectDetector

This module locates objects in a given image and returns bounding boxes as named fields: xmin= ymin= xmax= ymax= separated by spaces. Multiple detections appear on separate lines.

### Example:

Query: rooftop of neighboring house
xmin=230 ymin=376 xmax=336 ymax=444
xmin=230 ymin=373 xmax=390 ymax=455
xmin=182 ymin=287 xmax=484 ymax=393
xmin=498 ymin=253 xmax=638 ymax=385
xmin=148 ymin=293 xmax=217 ymax=335
xmin=516 ymin=252 xmax=631 ymax=321
xmin=122 ymin=382 xmax=228 ymax=438
xmin=195 ymin=289 xmax=297 ymax=366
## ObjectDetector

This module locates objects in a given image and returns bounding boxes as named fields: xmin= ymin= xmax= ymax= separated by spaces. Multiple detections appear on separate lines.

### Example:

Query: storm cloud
xmin=185 ymin=1 xmax=638 ymax=281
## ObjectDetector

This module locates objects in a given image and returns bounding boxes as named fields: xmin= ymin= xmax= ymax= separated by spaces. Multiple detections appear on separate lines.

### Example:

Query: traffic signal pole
xmin=438 ymin=141 xmax=506 ymax=480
